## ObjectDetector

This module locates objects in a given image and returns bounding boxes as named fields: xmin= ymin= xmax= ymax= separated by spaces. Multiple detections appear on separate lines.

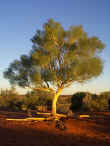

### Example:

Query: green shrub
xmin=0 ymin=88 xmax=23 ymax=111
xmin=87 ymin=96 xmax=108 ymax=111
xmin=83 ymin=93 xmax=108 ymax=112
xmin=70 ymin=92 xmax=86 ymax=112
xmin=23 ymin=96 xmax=38 ymax=110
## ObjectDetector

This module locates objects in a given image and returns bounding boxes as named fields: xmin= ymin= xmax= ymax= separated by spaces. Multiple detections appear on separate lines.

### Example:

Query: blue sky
xmin=0 ymin=0 xmax=110 ymax=94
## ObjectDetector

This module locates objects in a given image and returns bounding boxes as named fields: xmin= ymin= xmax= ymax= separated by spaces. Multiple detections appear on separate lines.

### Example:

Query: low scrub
xmin=57 ymin=104 xmax=70 ymax=114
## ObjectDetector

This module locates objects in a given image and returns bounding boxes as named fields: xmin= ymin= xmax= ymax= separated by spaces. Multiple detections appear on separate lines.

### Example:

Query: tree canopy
xmin=4 ymin=19 xmax=105 ymax=90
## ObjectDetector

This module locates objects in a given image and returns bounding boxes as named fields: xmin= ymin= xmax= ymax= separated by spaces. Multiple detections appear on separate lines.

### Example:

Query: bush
xmin=24 ymin=90 xmax=52 ymax=111
xmin=23 ymin=95 xmax=38 ymax=110
xmin=0 ymin=95 xmax=23 ymax=111
xmin=0 ymin=88 xmax=23 ymax=111
xmin=83 ymin=93 xmax=108 ymax=112
xmin=87 ymin=95 xmax=108 ymax=111
xmin=57 ymin=104 xmax=70 ymax=114
xmin=70 ymin=92 xmax=86 ymax=112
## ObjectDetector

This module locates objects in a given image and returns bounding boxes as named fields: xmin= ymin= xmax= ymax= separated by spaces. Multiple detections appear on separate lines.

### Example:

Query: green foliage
xmin=22 ymin=89 xmax=52 ymax=111
xmin=4 ymin=19 xmax=105 ymax=90
xmin=4 ymin=55 xmax=32 ymax=87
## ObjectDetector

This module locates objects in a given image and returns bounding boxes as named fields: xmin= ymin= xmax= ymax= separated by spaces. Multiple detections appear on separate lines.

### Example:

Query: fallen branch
xmin=79 ymin=115 xmax=90 ymax=118
xmin=6 ymin=117 xmax=54 ymax=121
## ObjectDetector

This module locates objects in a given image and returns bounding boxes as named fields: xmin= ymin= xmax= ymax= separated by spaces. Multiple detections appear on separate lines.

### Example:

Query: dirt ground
xmin=0 ymin=111 xmax=110 ymax=146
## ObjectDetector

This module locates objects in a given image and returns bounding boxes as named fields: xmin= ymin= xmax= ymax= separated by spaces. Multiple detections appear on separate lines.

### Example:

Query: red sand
xmin=0 ymin=111 xmax=110 ymax=146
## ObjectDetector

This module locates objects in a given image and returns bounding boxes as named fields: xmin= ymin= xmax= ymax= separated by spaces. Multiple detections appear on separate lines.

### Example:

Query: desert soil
xmin=0 ymin=111 xmax=110 ymax=146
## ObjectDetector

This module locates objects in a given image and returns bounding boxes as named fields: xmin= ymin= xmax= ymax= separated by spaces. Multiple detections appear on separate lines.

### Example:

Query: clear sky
xmin=0 ymin=0 xmax=110 ymax=94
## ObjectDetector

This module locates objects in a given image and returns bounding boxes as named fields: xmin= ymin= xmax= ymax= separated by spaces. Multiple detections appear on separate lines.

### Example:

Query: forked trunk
xmin=52 ymin=88 xmax=63 ymax=117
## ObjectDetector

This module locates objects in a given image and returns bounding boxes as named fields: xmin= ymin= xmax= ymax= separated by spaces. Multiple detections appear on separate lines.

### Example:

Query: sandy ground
xmin=0 ymin=111 xmax=110 ymax=146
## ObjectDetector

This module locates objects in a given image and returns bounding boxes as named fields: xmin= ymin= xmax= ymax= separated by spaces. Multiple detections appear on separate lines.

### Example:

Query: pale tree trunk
xmin=52 ymin=88 xmax=63 ymax=117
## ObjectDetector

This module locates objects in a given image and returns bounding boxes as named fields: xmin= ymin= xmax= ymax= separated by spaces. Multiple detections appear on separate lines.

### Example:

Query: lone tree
xmin=4 ymin=19 xmax=105 ymax=117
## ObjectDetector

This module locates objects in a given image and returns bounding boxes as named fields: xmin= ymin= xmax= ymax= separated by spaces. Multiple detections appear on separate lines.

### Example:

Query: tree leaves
xmin=4 ymin=19 xmax=105 ymax=90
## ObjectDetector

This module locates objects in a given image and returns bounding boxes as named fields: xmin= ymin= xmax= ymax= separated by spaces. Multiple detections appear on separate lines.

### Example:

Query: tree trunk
xmin=52 ymin=88 xmax=63 ymax=117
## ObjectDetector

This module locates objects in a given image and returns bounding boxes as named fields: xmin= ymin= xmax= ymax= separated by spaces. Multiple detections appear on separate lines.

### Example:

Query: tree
xmin=4 ymin=19 xmax=105 ymax=117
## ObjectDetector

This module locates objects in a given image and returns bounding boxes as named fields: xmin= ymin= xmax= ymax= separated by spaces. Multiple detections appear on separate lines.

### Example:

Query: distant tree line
xmin=0 ymin=88 xmax=110 ymax=113
xmin=56 ymin=91 xmax=110 ymax=113
xmin=70 ymin=91 xmax=110 ymax=112
xmin=0 ymin=88 xmax=53 ymax=112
